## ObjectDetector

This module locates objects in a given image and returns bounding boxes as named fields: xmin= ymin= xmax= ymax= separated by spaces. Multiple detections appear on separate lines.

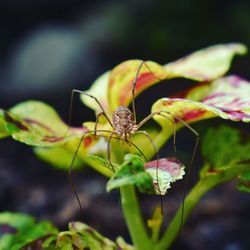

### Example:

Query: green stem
xmin=156 ymin=178 xmax=213 ymax=250
xmin=84 ymin=157 xmax=113 ymax=177
xmin=156 ymin=163 xmax=249 ymax=250
xmin=120 ymin=185 xmax=153 ymax=250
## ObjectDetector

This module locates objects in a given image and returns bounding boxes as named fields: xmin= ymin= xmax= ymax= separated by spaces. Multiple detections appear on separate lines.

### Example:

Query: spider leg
xmin=68 ymin=130 xmax=95 ymax=219
xmin=131 ymin=61 xmax=166 ymax=124
xmin=107 ymin=131 xmax=117 ymax=171
xmin=99 ymin=135 xmax=149 ymax=162
xmin=131 ymin=61 xmax=145 ymax=124
xmin=69 ymin=128 xmax=118 ymax=219
xmin=94 ymin=111 xmax=109 ymax=135
xmin=134 ymin=130 xmax=164 ymax=213
xmin=136 ymin=110 xmax=199 ymax=232
xmin=69 ymin=89 xmax=113 ymax=128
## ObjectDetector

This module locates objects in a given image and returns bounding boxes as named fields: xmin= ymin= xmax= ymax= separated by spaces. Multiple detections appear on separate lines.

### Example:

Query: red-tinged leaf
xmin=164 ymin=43 xmax=247 ymax=81
xmin=152 ymin=75 xmax=250 ymax=128
xmin=80 ymin=44 xmax=246 ymax=113
xmin=108 ymin=60 xmax=166 ymax=111
xmin=144 ymin=158 xmax=185 ymax=195
xmin=2 ymin=101 xmax=87 ymax=146
xmin=81 ymin=60 xmax=167 ymax=113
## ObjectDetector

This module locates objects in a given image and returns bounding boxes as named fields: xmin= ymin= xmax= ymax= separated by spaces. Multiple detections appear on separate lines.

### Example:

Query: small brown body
xmin=112 ymin=106 xmax=136 ymax=140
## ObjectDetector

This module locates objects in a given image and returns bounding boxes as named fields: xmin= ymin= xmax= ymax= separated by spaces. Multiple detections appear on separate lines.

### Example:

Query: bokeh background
xmin=0 ymin=1 xmax=250 ymax=249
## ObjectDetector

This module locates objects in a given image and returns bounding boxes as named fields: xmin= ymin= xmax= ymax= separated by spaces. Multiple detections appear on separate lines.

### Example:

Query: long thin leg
xmin=68 ymin=128 xmax=118 ymax=218
xmin=94 ymin=112 xmax=109 ymax=134
xmin=68 ymin=130 xmax=93 ymax=219
xmin=136 ymin=110 xmax=199 ymax=232
xmin=100 ymin=135 xmax=149 ymax=163
xmin=131 ymin=61 xmax=166 ymax=124
xmin=134 ymin=130 xmax=164 ymax=214
xmin=132 ymin=61 xmax=145 ymax=124
xmin=134 ymin=131 xmax=161 ymax=194
xmin=69 ymin=89 xmax=113 ymax=128
xmin=107 ymin=131 xmax=116 ymax=171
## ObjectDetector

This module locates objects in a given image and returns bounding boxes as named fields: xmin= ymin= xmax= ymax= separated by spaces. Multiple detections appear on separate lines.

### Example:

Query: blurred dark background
xmin=0 ymin=0 xmax=250 ymax=249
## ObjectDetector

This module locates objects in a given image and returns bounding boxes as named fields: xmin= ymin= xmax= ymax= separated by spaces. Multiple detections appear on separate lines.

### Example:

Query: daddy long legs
xmin=67 ymin=61 xmax=199 ymax=232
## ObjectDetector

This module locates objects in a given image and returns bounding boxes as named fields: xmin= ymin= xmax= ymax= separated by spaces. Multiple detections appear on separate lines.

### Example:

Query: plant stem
xmin=156 ymin=163 xmax=249 ymax=250
xmin=84 ymin=157 xmax=113 ymax=177
xmin=156 ymin=179 xmax=212 ymax=250
xmin=120 ymin=185 xmax=153 ymax=250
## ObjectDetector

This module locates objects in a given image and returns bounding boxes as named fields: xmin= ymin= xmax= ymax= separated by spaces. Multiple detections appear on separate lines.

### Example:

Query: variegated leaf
xmin=164 ymin=43 xmax=247 ymax=81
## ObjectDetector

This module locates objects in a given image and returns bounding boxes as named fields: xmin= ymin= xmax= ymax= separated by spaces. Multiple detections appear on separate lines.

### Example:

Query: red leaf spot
xmin=24 ymin=118 xmax=54 ymax=132
xmin=4 ymin=111 xmax=29 ymax=131
xmin=182 ymin=109 xmax=207 ymax=121
xmin=84 ymin=137 xmax=92 ymax=147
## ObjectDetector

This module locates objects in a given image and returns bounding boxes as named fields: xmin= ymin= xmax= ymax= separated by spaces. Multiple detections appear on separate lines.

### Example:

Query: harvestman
xmin=68 ymin=61 xmax=199 ymax=230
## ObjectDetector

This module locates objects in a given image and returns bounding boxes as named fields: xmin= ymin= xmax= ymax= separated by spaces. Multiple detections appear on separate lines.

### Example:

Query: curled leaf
xmin=145 ymin=158 xmax=185 ymax=195
xmin=152 ymin=76 xmax=250 ymax=129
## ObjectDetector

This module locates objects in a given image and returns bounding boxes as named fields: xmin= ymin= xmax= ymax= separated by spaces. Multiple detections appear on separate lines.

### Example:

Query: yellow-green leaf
xmin=164 ymin=43 xmax=247 ymax=81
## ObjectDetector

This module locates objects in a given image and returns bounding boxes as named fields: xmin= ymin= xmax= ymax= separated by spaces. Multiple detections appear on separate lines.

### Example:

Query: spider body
xmin=112 ymin=106 xmax=136 ymax=140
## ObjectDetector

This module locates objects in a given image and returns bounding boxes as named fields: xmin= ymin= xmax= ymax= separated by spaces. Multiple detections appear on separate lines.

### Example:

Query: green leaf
xmin=200 ymin=126 xmax=250 ymax=193
xmin=34 ymin=146 xmax=84 ymax=170
xmin=107 ymin=154 xmax=185 ymax=195
xmin=202 ymin=126 xmax=250 ymax=169
xmin=86 ymin=154 xmax=115 ymax=169
xmin=56 ymin=222 xmax=117 ymax=250
xmin=164 ymin=43 xmax=247 ymax=81
xmin=2 ymin=101 xmax=86 ymax=147
xmin=116 ymin=237 xmax=135 ymax=250
xmin=107 ymin=154 xmax=155 ymax=194
xmin=0 ymin=110 xmax=9 ymax=139
xmin=80 ymin=71 xmax=110 ymax=113
xmin=0 ymin=212 xmax=58 ymax=250
xmin=237 ymin=170 xmax=250 ymax=193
